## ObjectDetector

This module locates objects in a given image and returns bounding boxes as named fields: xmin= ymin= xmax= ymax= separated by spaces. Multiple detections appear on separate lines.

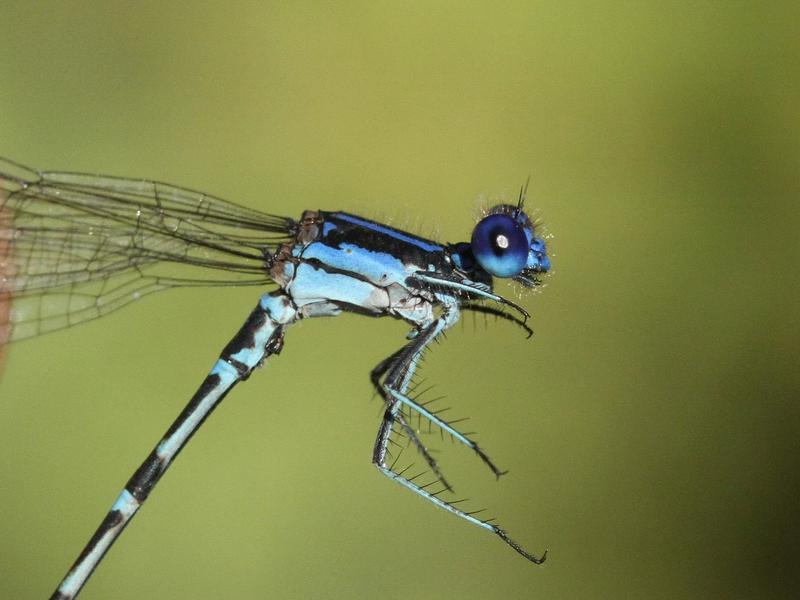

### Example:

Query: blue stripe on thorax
xmin=323 ymin=212 xmax=444 ymax=253
xmin=300 ymin=241 xmax=415 ymax=287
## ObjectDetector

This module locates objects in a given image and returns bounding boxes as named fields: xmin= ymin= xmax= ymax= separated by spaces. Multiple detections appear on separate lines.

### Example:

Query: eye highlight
xmin=470 ymin=213 xmax=528 ymax=278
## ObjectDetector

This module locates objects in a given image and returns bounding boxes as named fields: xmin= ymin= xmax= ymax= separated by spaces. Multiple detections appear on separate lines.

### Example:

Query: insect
xmin=0 ymin=157 xmax=551 ymax=599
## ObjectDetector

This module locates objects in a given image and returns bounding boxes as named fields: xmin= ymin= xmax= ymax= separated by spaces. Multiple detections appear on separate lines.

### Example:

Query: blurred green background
xmin=1 ymin=2 xmax=797 ymax=599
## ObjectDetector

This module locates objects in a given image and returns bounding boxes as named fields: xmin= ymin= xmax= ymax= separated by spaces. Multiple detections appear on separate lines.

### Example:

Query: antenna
xmin=516 ymin=175 xmax=531 ymax=214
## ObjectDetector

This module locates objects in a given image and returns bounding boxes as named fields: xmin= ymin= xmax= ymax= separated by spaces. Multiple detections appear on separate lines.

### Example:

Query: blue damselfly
xmin=0 ymin=157 xmax=551 ymax=599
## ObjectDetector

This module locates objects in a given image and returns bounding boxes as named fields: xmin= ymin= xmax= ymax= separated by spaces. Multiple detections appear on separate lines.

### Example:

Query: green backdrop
xmin=1 ymin=2 xmax=797 ymax=599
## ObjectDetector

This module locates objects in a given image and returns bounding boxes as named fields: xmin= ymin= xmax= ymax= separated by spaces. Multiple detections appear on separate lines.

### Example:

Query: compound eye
xmin=470 ymin=213 xmax=528 ymax=278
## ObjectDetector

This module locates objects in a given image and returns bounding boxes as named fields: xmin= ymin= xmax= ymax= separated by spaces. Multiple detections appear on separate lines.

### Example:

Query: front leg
xmin=409 ymin=270 xmax=529 ymax=323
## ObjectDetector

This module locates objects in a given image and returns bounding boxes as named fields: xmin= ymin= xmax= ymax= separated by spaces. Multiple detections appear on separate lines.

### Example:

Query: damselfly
xmin=0 ymin=157 xmax=551 ymax=599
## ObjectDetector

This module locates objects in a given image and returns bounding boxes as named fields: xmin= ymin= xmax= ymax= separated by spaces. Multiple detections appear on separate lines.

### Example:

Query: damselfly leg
xmin=371 ymin=294 xmax=546 ymax=564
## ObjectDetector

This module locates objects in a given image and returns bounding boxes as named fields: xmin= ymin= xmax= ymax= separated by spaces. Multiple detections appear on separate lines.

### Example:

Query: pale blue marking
xmin=59 ymin=539 xmax=107 ymax=598
xmin=259 ymin=292 xmax=297 ymax=322
xmin=156 ymin=375 xmax=233 ymax=460
xmin=301 ymin=241 xmax=414 ymax=287
xmin=210 ymin=359 xmax=238 ymax=378
xmin=58 ymin=490 xmax=140 ymax=598
xmin=288 ymin=263 xmax=385 ymax=310
xmin=111 ymin=489 xmax=137 ymax=513
xmin=228 ymin=347 xmax=263 ymax=368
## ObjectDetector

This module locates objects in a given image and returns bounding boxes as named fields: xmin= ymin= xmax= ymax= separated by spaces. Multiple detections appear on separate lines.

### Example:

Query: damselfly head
xmin=469 ymin=203 xmax=550 ymax=284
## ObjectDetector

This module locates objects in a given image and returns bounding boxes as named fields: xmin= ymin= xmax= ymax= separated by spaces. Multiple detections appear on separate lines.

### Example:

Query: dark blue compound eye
xmin=470 ymin=213 xmax=529 ymax=278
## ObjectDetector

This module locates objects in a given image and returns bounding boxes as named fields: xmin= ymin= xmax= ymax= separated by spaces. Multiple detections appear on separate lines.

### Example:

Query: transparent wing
xmin=0 ymin=157 xmax=294 ymax=342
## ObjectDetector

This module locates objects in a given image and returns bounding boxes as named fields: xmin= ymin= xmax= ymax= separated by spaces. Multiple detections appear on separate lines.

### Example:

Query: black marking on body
xmin=127 ymin=373 xmax=226 ymax=501
xmin=319 ymin=212 xmax=452 ymax=274
xmin=55 ymin=508 xmax=128 ymax=599
xmin=221 ymin=304 xmax=268 ymax=358
xmin=225 ymin=357 xmax=251 ymax=379
xmin=265 ymin=330 xmax=285 ymax=355
xmin=126 ymin=451 xmax=169 ymax=502
xmin=82 ymin=510 xmax=125 ymax=555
